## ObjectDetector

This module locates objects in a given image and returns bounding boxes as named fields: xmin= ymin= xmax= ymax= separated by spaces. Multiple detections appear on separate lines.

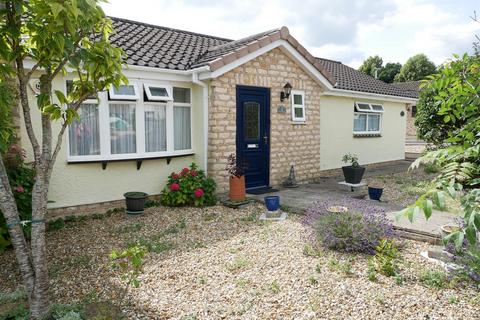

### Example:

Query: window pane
xmin=110 ymin=104 xmax=136 ymax=154
xmin=173 ymin=87 xmax=191 ymax=103
xmin=149 ymin=87 xmax=169 ymax=97
xmin=371 ymin=104 xmax=384 ymax=112
xmin=174 ymin=106 xmax=191 ymax=150
xmin=244 ymin=102 xmax=260 ymax=140
xmin=368 ymin=114 xmax=380 ymax=131
xmin=356 ymin=103 xmax=370 ymax=111
xmin=293 ymin=94 xmax=303 ymax=105
xmin=113 ymin=85 xmax=136 ymax=96
xmin=145 ymin=104 xmax=166 ymax=152
xmin=294 ymin=107 xmax=304 ymax=119
xmin=354 ymin=114 xmax=367 ymax=131
xmin=69 ymin=104 xmax=100 ymax=156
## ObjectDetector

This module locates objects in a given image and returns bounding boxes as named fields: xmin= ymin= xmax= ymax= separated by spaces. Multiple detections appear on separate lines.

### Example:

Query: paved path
xmin=249 ymin=161 xmax=459 ymax=243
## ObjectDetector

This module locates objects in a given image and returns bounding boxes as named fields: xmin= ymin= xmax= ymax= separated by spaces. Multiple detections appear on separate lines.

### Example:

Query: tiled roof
xmin=110 ymin=17 xmax=230 ymax=70
xmin=109 ymin=17 xmax=417 ymax=99
xmin=315 ymin=58 xmax=419 ymax=99
xmin=391 ymin=81 xmax=421 ymax=98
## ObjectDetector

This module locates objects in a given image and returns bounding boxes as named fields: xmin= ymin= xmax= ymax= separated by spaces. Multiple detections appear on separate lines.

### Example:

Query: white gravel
xmin=1 ymin=204 xmax=478 ymax=319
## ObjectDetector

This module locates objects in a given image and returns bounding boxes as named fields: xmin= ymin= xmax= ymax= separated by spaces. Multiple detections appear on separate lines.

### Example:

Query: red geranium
xmin=14 ymin=186 xmax=25 ymax=193
xmin=170 ymin=183 xmax=180 ymax=191
xmin=172 ymin=173 xmax=180 ymax=180
xmin=194 ymin=188 xmax=204 ymax=198
xmin=190 ymin=170 xmax=198 ymax=177
xmin=180 ymin=167 xmax=190 ymax=176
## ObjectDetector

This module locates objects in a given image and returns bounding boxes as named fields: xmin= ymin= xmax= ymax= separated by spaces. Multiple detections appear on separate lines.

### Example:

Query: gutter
xmin=192 ymin=70 xmax=210 ymax=174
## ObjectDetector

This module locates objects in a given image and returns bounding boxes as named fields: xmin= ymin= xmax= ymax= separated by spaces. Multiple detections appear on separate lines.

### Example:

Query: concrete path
xmin=249 ymin=161 xmax=459 ymax=243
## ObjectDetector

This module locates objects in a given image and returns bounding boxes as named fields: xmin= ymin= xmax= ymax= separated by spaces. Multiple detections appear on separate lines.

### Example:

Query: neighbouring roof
xmin=391 ymin=81 xmax=421 ymax=98
xmin=109 ymin=17 xmax=416 ymax=99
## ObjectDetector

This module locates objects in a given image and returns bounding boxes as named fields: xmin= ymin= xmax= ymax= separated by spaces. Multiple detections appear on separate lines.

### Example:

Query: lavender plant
xmin=304 ymin=198 xmax=394 ymax=254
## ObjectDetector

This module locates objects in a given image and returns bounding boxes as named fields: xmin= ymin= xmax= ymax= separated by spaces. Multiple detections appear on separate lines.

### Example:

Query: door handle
xmin=263 ymin=135 xmax=268 ymax=145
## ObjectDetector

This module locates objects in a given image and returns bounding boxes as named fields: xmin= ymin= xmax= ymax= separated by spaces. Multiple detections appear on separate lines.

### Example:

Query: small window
xmin=354 ymin=102 xmax=384 ymax=113
xmin=353 ymin=113 xmax=382 ymax=134
xmin=109 ymin=83 xmax=139 ymax=101
xmin=291 ymin=90 xmax=306 ymax=122
xmin=411 ymin=105 xmax=417 ymax=117
xmin=144 ymin=83 xmax=172 ymax=101
xmin=173 ymin=87 xmax=191 ymax=103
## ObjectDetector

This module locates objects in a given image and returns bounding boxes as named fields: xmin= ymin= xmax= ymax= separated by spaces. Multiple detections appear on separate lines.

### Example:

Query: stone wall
xmin=208 ymin=48 xmax=323 ymax=191
xmin=406 ymin=104 xmax=417 ymax=138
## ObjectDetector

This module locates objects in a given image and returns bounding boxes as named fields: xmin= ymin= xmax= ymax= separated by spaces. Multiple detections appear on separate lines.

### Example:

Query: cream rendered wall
xmin=20 ymin=73 xmax=206 ymax=208
xmin=319 ymin=95 xmax=407 ymax=170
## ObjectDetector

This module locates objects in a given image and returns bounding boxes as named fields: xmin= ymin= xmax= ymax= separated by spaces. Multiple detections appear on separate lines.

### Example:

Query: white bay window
xmin=67 ymin=80 xmax=193 ymax=162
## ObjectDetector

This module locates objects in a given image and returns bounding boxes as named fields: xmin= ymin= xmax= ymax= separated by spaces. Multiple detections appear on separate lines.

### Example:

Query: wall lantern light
xmin=280 ymin=82 xmax=292 ymax=102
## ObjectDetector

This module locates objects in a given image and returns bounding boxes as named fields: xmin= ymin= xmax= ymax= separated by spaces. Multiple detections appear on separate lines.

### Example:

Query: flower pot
xmin=342 ymin=166 xmax=366 ymax=184
xmin=124 ymin=191 xmax=148 ymax=215
xmin=368 ymin=186 xmax=384 ymax=201
xmin=264 ymin=196 xmax=280 ymax=212
xmin=440 ymin=224 xmax=460 ymax=237
xmin=229 ymin=175 xmax=246 ymax=201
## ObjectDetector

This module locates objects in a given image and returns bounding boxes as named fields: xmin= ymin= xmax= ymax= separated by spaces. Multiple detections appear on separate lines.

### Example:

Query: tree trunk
xmin=0 ymin=157 xmax=35 ymax=303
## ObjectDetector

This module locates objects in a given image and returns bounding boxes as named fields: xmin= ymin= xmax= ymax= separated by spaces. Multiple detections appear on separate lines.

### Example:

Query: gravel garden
xmin=1 ymin=200 xmax=479 ymax=319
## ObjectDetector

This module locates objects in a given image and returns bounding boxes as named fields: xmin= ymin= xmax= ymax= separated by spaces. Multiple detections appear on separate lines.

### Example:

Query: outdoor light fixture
xmin=280 ymin=82 xmax=292 ymax=101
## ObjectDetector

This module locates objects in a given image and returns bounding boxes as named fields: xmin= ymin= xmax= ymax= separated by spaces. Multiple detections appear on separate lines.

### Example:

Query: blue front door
xmin=236 ymin=86 xmax=270 ymax=189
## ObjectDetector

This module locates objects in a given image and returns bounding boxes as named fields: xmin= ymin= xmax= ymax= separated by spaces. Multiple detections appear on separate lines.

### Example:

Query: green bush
xmin=161 ymin=163 xmax=216 ymax=207
xmin=0 ymin=145 xmax=36 ymax=252
xmin=371 ymin=239 xmax=399 ymax=277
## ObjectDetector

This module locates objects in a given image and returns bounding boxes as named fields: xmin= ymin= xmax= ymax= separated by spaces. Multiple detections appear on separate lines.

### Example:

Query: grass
xmin=308 ymin=276 xmax=318 ymax=285
xmin=240 ymin=212 xmax=258 ymax=222
xmin=303 ymin=244 xmax=321 ymax=258
xmin=269 ymin=280 xmax=280 ymax=294
xmin=228 ymin=256 xmax=250 ymax=272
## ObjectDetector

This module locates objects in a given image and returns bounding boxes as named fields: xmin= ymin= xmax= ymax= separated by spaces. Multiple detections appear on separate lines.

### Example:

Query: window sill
xmin=353 ymin=133 xmax=382 ymax=138
xmin=290 ymin=121 xmax=307 ymax=125
xmin=67 ymin=152 xmax=195 ymax=170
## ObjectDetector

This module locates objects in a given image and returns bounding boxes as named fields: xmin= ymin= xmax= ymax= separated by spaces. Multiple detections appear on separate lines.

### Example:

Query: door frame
xmin=235 ymin=85 xmax=271 ymax=189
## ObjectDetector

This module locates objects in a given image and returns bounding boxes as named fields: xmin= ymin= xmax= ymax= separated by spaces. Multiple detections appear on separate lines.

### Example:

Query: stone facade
xmin=406 ymin=104 xmax=417 ymax=138
xmin=208 ymin=48 xmax=323 ymax=190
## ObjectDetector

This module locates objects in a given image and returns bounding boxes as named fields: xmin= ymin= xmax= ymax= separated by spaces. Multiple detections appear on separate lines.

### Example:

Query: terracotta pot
xmin=229 ymin=175 xmax=246 ymax=201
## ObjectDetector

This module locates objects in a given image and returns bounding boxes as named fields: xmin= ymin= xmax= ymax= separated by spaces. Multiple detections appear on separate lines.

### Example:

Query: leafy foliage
xmin=161 ymin=163 xmax=217 ymax=207
xmin=400 ymin=53 xmax=480 ymax=249
xmin=342 ymin=153 xmax=359 ymax=167
xmin=370 ymin=239 xmax=399 ymax=277
xmin=358 ymin=56 xmax=402 ymax=83
xmin=110 ymin=245 xmax=147 ymax=301
xmin=378 ymin=62 xmax=402 ymax=83
xmin=394 ymin=54 xmax=436 ymax=82
xmin=358 ymin=55 xmax=383 ymax=77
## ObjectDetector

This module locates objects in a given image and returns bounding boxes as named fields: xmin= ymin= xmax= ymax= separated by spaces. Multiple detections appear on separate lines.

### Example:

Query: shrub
xmin=307 ymin=199 xmax=394 ymax=254
xmin=371 ymin=239 xmax=399 ymax=277
xmin=161 ymin=163 xmax=216 ymax=207
xmin=0 ymin=145 xmax=36 ymax=252
xmin=420 ymin=269 xmax=447 ymax=289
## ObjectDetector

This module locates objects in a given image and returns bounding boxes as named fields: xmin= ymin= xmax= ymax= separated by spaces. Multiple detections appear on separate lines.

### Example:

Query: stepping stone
xmin=259 ymin=210 xmax=288 ymax=221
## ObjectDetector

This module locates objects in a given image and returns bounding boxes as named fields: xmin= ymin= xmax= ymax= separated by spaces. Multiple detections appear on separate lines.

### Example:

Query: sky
xmin=102 ymin=0 xmax=480 ymax=68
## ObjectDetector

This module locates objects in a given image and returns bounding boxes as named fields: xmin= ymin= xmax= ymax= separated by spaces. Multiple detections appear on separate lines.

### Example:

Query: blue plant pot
xmin=368 ymin=186 xmax=383 ymax=201
xmin=264 ymin=196 xmax=280 ymax=211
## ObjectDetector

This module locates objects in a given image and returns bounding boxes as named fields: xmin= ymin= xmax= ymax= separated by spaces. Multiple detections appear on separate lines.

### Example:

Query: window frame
xmin=108 ymin=83 xmax=140 ymax=101
xmin=354 ymin=101 xmax=385 ymax=113
xmin=291 ymin=90 xmax=306 ymax=122
xmin=144 ymin=83 xmax=173 ymax=102
xmin=353 ymin=112 xmax=382 ymax=135
xmin=66 ymin=79 xmax=193 ymax=163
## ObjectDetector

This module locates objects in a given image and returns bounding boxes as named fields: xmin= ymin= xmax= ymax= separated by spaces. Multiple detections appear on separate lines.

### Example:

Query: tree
xmin=358 ymin=55 xmax=383 ymax=78
xmin=401 ymin=53 xmax=480 ymax=250
xmin=377 ymin=62 xmax=401 ymax=83
xmin=0 ymin=1 xmax=126 ymax=318
xmin=394 ymin=54 xmax=436 ymax=82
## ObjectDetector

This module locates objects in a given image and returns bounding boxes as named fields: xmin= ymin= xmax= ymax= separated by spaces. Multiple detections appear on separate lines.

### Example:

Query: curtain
xmin=368 ymin=114 xmax=380 ymax=131
xmin=69 ymin=104 xmax=100 ymax=156
xmin=354 ymin=114 xmax=367 ymax=131
xmin=145 ymin=104 xmax=166 ymax=152
xmin=110 ymin=104 xmax=136 ymax=154
xmin=174 ymin=106 xmax=191 ymax=150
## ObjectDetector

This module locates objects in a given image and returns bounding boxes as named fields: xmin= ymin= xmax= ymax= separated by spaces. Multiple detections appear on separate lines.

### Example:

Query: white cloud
xmin=102 ymin=0 xmax=480 ymax=68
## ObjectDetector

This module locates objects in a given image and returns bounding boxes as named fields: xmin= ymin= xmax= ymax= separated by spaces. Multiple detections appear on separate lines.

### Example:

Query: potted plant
xmin=264 ymin=196 xmax=280 ymax=212
xmin=341 ymin=153 xmax=366 ymax=184
xmin=226 ymin=153 xmax=246 ymax=201
xmin=368 ymin=184 xmax=384 ymax=201
xmin=124 ymin=191 xmax=148 ymax=215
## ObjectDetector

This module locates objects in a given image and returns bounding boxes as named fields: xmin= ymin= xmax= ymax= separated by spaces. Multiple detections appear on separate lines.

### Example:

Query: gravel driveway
xmin=0 ymin=204 xmax=478 ymax=319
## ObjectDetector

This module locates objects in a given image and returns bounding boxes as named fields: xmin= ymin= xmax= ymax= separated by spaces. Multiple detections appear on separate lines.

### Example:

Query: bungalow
xmin=19 ymin=17 xmax=418 ymax=212
xmin=391 ymin=81 xmax=421 ymax=139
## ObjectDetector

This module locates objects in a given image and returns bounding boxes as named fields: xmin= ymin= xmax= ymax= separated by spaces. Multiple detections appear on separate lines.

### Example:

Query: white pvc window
xmin=354 ymin=101 xmax=385 ymax=113
xmin=144 ymin=83 xmax=172 ymax=101
xmin=109 ymin=83 xmax=139 ymax=100
xmin=66 ymin=80 xmax=193 ymax=162
xmin=291 ymin=90 xmax=306 ymax=122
